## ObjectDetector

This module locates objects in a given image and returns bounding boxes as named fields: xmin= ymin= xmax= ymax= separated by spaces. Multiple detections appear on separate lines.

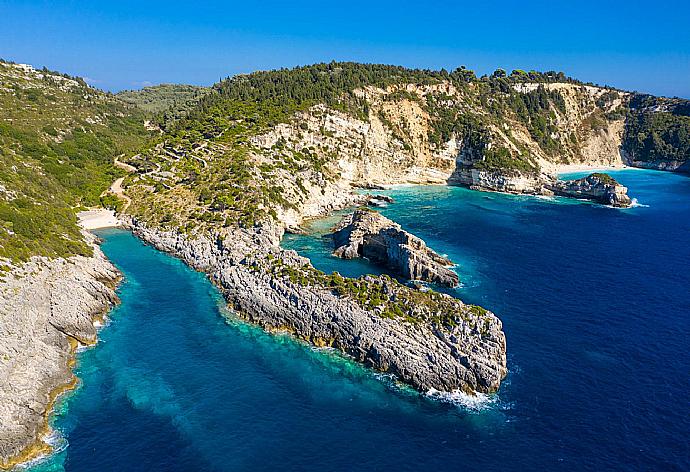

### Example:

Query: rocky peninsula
xmin=129 ymin=217 xmax=507 ymax=395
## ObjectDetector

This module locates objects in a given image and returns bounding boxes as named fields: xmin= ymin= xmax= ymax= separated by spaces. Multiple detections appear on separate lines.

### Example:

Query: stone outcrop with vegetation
xmin=547 ymin=173 xmax=632 ymax=207
xmin=331 ymin=208 xmax=459 ymax=287
xmin=128 ymin=218 xmax=506 ymax=396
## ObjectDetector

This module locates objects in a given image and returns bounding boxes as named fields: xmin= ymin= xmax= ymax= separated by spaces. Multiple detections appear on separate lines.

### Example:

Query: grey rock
xmin=0 ymin=232 xmax=119 ymax=466
xmin=128 ymin=218 xmax=506 ymax=396
xmin=330 ymin=209 xmax=459 ymax=287
xmin=547 ymin=173 xmax=632 ymax=207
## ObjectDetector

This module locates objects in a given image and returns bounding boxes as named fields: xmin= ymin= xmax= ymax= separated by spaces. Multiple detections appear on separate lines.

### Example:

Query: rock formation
xmin=547 ymin=173 xmax=632 ymax=207
xmin=129 ymin=218 xmax=506 ymax=396
xmin=330 ymin=208 xmax=459 ymax=287
xmin=0 ymin=232 xmax=120 ymax=468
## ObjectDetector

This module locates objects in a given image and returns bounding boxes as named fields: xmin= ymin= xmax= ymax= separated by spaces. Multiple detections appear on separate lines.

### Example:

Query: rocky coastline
xmin=451 ymin=167 xmax=633 ymax=207
xmin=0 ymin=233 xmax=120 ymax=469
xmin=128 ymin=217 xmax=507 ymax=395
xmin=546 ymin=173 xmax=632 ymax=207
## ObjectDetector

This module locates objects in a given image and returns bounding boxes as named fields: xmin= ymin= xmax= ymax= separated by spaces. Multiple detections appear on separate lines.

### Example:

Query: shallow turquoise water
xmin=28 ymin=168 xmax=690 ymax=471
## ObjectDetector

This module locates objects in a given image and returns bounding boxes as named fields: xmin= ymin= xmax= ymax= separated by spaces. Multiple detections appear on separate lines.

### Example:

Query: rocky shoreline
xmin=451 ymin=168 xmax=633 ymax=207
xmin=128 ymin=217 xmax=507 ymax=395
xmin=0 ymin=233 xmax=120 ymax=469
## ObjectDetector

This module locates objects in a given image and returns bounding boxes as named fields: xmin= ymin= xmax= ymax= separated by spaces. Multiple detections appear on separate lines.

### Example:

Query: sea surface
xmin=29 ymin=169 xmax=689 ymax=471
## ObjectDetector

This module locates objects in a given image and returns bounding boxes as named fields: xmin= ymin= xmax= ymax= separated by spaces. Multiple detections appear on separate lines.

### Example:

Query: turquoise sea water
xmin=29 ymin=169 xmax=689 ymax=471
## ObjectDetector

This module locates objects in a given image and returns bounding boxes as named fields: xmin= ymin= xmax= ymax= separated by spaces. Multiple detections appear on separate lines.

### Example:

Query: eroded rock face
xmin=330 ymin=209 xmax=459 ymax=287
xmin=547 ymin=173 xmax=632 ymax=207
xmin=0 ymin=233 xmax=120 ymax=467
xmin=129 ymin=219 xmax=507 ymax=396
xmin=449 ymin=167 xmax=546 ymax=194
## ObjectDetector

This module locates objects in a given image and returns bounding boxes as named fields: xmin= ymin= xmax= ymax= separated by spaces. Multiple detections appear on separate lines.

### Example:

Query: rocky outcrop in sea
xmin=330 ymin=208 xmax=459 ymax=287
xmin=547 ymin=173 xmax=632 ymax=207
xmin=0 ymin=233 xmax=120 ymax=469
xmin=450 ymin=166 xmax=633 ymax=208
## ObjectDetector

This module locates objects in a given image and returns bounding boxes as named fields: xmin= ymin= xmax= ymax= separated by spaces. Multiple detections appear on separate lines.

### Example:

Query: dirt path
xmin=100 ymin=156 xmax=135 ymax=213
xmin=114 ymin=156 xmax=137 ymax=173
xmin=108 ymin=177 xmax=132 ymax=212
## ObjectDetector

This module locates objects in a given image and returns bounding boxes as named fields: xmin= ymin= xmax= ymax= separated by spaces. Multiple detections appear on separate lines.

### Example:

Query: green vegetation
xmin=424 ymin=81 xmax=558 ymax=173
xmin=505 ymin=86 xmax=565 ymax=155
xmin=589 ymin=173 xmax=617 ymax=185
xmin=264 ymin=256 xmax=490 ymax=329
xmin=117 ymin=83 xmax=210 ymax=124
xmin=474 ymin=147 xmax=538 ymax=175
xmin=623 ymin=95 xmax=690 ymax=164
xmin=0 ymin=61 xmax=150 ymax=262
xmin=125 ymin=63 xmax=612 ymax=232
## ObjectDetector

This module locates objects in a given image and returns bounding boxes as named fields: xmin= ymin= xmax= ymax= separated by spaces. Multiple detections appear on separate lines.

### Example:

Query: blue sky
xmin=1 ymin=0 xmax=688 ymax=97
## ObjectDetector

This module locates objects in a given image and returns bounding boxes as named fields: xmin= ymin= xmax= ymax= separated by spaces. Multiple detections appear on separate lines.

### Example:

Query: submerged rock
xmin=330 ymin=208 xmax=459 ymax=287
xmin=547 ymin=173 xmax=632 ymax=207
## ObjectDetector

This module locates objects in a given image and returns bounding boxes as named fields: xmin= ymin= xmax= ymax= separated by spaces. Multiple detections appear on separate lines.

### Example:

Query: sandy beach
xmin=77 ymin=209 xmax=121 ymax=230
xmin=555 ymin=163 xmax=631 ymax=174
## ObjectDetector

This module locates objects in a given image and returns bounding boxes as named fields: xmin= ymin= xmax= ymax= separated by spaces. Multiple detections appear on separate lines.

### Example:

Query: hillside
xmin=2 ymin=60 xmax=688 ymax=468
xmin=120 ymin=62 xmax=689 ymax=233
xmin=0 ymin=60 xmax=151 ymax=262
xmin=117 ymin=83 xmax=210 ymax=124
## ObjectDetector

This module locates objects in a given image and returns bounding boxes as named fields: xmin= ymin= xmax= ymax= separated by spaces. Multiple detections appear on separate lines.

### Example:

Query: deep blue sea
xmin=29 ymin=169 xmax=689 ymax=471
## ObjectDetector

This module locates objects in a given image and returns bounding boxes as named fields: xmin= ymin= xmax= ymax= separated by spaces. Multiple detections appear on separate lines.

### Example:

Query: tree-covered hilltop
xmin=160 ymin=62 xmax=594 ymax=177
xmin=623 ymin=94 xmax=690 ymax=164
xmin=120 ymin=63 xmax=620 ymax=234
xmin=117 ymin=83 xmax=210 ymax=123
xmin=0 ymin=61 xmax=151 ymax=262
xmin=3 ymin=60 xmax=688 ymax=261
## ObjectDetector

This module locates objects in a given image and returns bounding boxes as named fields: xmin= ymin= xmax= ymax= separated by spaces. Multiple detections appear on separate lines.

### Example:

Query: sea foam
xmin=425 ymin=388 xmax=498 ymax=411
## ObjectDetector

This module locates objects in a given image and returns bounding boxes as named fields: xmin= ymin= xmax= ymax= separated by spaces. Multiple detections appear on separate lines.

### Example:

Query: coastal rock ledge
xmin=331 ymin=208 xmax=459 ymax=287
xmin=129 ymin=219 xmax=507 ymax=397
xmin=546 ymin=173 xmax=632 ymax=207
xmin=0 ymin=233 xmax=120 ymax=469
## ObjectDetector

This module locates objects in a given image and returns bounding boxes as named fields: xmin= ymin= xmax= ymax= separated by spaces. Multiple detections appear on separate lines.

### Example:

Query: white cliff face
xmin=0 ymin=233 xmax=120 ymax=467
xmin=247 ymin=82 xmax=633 ymax=228
xmin=450 ymin=168 xmax=546 ymax=194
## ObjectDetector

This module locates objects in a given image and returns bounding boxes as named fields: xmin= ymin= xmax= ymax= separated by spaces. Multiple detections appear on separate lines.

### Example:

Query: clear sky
xmin=1 ymin=0 xmax=688 ymax=97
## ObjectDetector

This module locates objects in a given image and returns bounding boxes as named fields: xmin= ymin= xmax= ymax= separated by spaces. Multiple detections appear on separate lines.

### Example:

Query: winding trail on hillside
xmin=109 ymin=177 xmax=131 ymax=212
xmin=99 ymin=156 xmax=134 ymax=213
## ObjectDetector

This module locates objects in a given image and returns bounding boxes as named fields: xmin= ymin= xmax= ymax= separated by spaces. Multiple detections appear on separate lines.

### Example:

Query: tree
xmin=492 ymin=68 xmax=507 ymax=79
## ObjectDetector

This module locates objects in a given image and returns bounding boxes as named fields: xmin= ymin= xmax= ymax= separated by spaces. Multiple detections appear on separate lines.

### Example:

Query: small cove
xmin=28 ymin=168 xmax=690 ymax=471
